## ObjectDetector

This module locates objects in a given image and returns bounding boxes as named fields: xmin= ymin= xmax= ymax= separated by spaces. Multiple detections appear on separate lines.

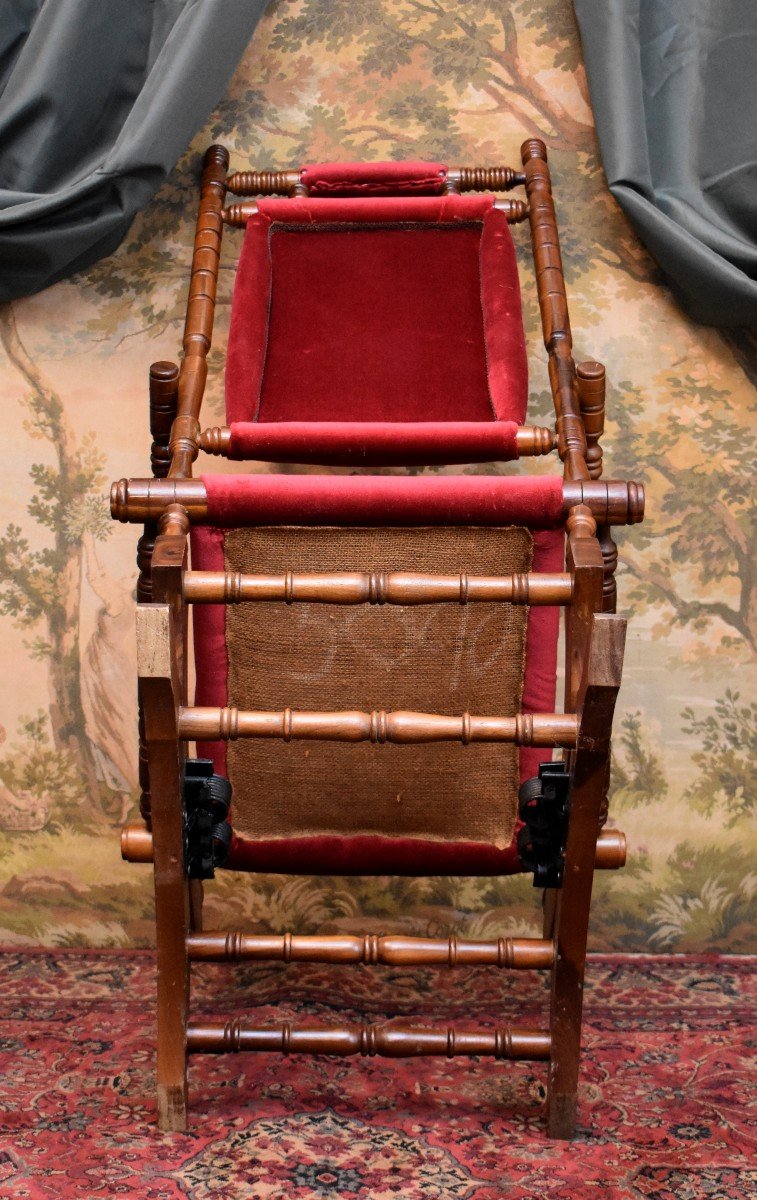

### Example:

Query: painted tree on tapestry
xmin=0 ymin=306 xmax=111 ymax=819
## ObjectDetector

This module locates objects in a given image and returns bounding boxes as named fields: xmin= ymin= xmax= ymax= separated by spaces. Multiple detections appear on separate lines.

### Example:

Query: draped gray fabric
xmin=0 ymin=0 xmax=267 ymax=301
xmin=574 ymin=0 xmax=757 ymax=326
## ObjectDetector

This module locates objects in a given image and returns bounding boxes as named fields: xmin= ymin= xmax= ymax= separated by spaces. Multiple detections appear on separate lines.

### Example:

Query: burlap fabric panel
xmin=223 ymin=525 xmax=532 ymax=849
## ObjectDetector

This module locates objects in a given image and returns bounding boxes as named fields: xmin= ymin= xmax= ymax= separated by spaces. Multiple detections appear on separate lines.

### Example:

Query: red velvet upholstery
xmin=201 ymin=473 xmax=565 ymax=528
xmin=190 ymin=514 xmax=564 ymax=877
xmin=226 ymin=421 xmax=521 ymax=465
xmin=224 ymin=194 xmax=528 ymax=464
xmin=300 ymin=160 xmax=447 ymax=196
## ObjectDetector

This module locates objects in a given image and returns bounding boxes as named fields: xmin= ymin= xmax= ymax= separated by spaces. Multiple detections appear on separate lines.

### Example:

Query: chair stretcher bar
xmin=198 ymin=423 xmax=556 ymax=462
xmin=222 ymin=196 xmax=529 ymax=225
xmin=224 ymin=165 xmax=526 ymax=197
xmin=181 ymin=569 xmax=574 ymax=606
xmin=187 ymin=932 xmax=554 ymax=968
xmin=186 ymin=1020 xmax=552 ymax=1060
xmin=177 ymin=707 xmax=579 ymax=747
xmin=121 ymin=825 xmax=627 ymax=870
xmin=111 ymin=476 xmax=645 ymax=526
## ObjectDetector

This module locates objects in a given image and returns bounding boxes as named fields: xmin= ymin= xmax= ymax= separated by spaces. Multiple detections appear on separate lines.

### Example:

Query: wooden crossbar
xmin=110 ymin=476 xmax=646 ymax=526
xmin=224 ymin=165 xmax=526 ymax=197
xmin=177 ymin=707 xmax=579 ymax=747
xmin=186 ymin=933 xmax=554 ymax=968
xmin=186 ymin=1021 xmax=552 ymax=1060
xmin=121 ymin=825 xmax=627 ymax=870
xmin=181 ymin=569 xmax=574 ymax=606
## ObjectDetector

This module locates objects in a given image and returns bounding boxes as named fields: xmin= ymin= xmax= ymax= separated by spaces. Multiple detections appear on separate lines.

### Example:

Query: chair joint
xmin=183 ymin=759 xmax=233 ymax=879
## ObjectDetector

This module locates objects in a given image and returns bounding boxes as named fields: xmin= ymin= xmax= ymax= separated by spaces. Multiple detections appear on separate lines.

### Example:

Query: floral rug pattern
xmin=0 ymin=951 xmax=753 ymax=1197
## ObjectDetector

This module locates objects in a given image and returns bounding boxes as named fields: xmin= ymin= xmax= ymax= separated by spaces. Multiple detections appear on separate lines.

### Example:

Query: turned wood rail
xmin=177 ymin=707 xmax=579 ymax=747
xmin=187 ymin=1021 xmax=552 ymax=1060
xmin=186 ymin=932 xmax=554 ymax=967
xmin=522 ymin=139 xmax=588 ymax=483
xmin=181 ymin=569 xmax=574 ymax=606
xmin=225 ymin=164 xmax=527 ymax=197
xmin=167 ymin=145 xmax=228 ymax=479
xmin=198 ymin=424 xmax=557 ymax=458
xmin=122 ymin=824 xmax=627 ymax=870
xmin=110 ymin=477 xmax=645 ymax=526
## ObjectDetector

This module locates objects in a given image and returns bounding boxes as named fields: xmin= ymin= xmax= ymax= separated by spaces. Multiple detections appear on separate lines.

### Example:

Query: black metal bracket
xmin=183 ymin=758 xmax=233 ymax=879
xmin=517 ymin=761 xmax=571 ymax=888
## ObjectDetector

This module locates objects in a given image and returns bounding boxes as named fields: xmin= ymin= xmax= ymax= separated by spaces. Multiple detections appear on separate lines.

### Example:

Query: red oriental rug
xmin=0 ymin=950 xmax=752 ymax=1198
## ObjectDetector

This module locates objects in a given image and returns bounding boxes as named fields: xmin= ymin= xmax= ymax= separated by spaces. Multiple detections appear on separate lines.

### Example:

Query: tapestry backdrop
xmin=0 ymin=1 xmax=753 ymax=952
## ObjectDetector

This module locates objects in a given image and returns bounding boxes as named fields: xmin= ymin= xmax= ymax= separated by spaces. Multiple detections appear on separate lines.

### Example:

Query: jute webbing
xmin=223 ymin=526 xmax=532 ymax=848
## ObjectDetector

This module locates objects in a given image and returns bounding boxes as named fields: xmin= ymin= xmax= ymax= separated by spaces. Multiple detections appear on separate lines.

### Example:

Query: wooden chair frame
xmin=111 ymin=139 xmax=644 ymax=1138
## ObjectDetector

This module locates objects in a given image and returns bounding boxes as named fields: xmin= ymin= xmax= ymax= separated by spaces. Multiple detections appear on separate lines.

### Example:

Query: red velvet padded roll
xmin=300 ymin=160 xmax=448 ymax=197
xmin=226 ymin=420 xmax=521 ymax=466
xmin=201 ymin=473 xmax=565 ymax=529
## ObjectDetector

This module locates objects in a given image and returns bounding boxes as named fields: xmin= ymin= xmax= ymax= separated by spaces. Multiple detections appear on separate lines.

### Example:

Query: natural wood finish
xmin=446 ymin=165 xmax=525 ymax=193
xmin=137 ymin=599 xmax=189 ymax=1132
xmin=178 ymin=706 xmax=579 ymax=748
xmin=198 ymin=425 xmax=231 ymax=454
xmin=187 ymin=1021 xmax=551 ymax=1060
xmin=576 ymin=361 xmax=605 ymax=480
xmin=181 ymin=569 xmax=574 ymax=607
xmin=517 ymin=425 xmax=557 ymax=455
xmin=110 ymin=476 xmax=644 ymax=526
xmin=521 ymin=139 xmax=587 ymax=481
xmin=168 ymin=145 xmax=228 ymax=479
xmin=136 ymin=362 xmax=179 ymax=823
xmin=121 ymin=823 xmax=154 ymax=863
xmin=492 ymin=198 xmax=529 ymax=222
xmin=187 ymin=932 xmax=554 ymax=968
xmin=226 ymin=169 xmax=304 ymax=196
xmin=547 ymin=613 xmax=627 ymax=1139
xmin=598 ymin=527 xmax=618 ymax=613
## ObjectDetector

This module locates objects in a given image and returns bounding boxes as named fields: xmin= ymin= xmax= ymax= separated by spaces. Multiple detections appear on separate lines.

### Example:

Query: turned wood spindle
xmin=177 ymin=706 xmax=579 ymax=748
xmin=521 ymin=139 xmax=587 ymax=478
xmin=445 ymin=165 xmax=526 ymax=193
xmin=576 ymin=361 xmax=605 ymax=480
xmin=168 ymin=144 xmax=229 ymax=479
xmin=186 ymin=1020 xmax=551 ymax=1061
xmin=225 ymin=169 xmax=305 ymax=197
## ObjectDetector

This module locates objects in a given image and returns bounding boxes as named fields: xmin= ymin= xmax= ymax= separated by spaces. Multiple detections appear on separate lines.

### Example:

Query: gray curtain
xmin=0 ymin=0 xmax=268 ymax=301
xmin=574 ymin=0 xmax=757 ymax=326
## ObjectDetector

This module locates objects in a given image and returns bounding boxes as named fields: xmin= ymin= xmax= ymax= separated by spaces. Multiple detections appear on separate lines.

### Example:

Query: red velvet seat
xmin=224 ymin=193 xmax=529 ymax=465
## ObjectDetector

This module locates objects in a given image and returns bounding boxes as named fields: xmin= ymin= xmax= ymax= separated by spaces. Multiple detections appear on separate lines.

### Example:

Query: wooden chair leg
xmin=547 ymin=614 xmax=626 ymax=1138
xmin=139 ymin=602 xmax=189 ymax=1131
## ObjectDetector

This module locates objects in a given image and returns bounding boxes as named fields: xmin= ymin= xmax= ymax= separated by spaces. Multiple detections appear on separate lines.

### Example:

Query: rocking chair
xmin=112 ymin=139 xmax=644 ymax=1139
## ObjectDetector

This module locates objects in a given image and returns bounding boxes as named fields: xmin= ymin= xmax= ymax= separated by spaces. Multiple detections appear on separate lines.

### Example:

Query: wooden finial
xmin=576 ymin=361 xmax=606 ymax=479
